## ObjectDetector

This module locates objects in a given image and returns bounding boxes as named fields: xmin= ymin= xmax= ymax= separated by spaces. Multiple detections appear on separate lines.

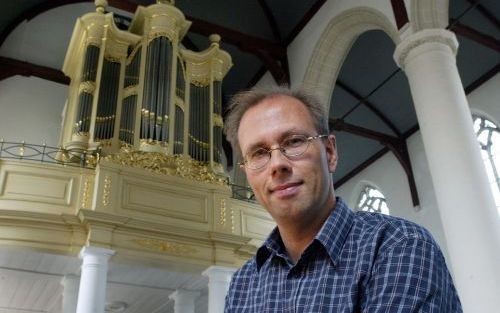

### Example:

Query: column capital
xmin=202 ymin=265 xmax=236 ymax=282
xmin=394 ymin=29 xmax=458 ymax=70
xmin=79 ymin=246 xmax=115 ymax=260
xmin=168 ymin=289 xmax=200 ymax=301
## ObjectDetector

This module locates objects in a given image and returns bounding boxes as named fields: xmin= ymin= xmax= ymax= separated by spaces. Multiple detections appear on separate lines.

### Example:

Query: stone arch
xmin=303 ymin=7 xmax=399 ymax=111
xmin=411 ymin=0 xmax=449 ymax=31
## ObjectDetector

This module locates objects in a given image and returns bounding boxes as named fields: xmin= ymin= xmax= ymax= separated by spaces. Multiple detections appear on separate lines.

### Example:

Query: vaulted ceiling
xmin=0 ymin=1 xmax=499 ymax=313
xmin=0 ymin=0 xmax=498 ymax=202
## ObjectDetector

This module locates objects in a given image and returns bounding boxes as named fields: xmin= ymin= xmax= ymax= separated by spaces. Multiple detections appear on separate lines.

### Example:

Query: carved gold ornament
xmin=81 ymin=176 xmax=91 ymax=209
xmin=131 ymin=238 xmax=196 ymax=255
xmin=103 ymin=147 xmax=228 ymax=185
xmin=213 ymin=114 xmax=223 ymax=127
xmin=102 ymin=175 xmax=112 ymax=206
xmin=220 ymin=199 xmax=226 ymax=226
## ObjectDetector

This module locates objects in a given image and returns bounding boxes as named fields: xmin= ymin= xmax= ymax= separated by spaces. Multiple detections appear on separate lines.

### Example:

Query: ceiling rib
xmin=0 ymin=0 xmax=290 ymax=88
xmin=0 ymin=0 xmax=85 ymax=48
xmin=449 ymin=20 xmax=500 ymax=53
xmin=334 ymin=60 xmax=499 ymax=199
xmin=390 ymin=0 xmax=409 ymax=30
xmin=330 ymin=118 xmax=419 ymax=206
xmin=466 ymin=0 xmax=500 ymax=30
xmin=187 ymin=16 xmax=290 ymax=85
xmin=0 ymin=56 xmax=69 ymax=84
xmin=253 ymin=52 xmax=290 ymax=86
xmin=335 ymin=80 xmax=402 ymax=137
xmin=464 ymin=63 xmax=500 ymax=94
xmin=284 ymin=0 xmax=326 ymax=45
xmin=249 ymin=0 xmax=327 ymax=86
xmin=257 ymin=0 xmax=282 ymax=43
xmin=334 ymin=147 xmax=388 ymax=188
xmin=110 ymin=0 xmax=291 ymax=85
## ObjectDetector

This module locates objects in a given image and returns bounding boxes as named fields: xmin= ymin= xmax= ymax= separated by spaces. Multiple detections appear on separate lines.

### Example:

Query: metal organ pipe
xmin=120 ymin=49 xmax=141 ymax=146
xmin=95 ymin=59 xmax=120 ymax=142
xmin=74 ymin=45 xmax=100 ymax=135
xmin=141 ymin=36 xmax=173 ymax=146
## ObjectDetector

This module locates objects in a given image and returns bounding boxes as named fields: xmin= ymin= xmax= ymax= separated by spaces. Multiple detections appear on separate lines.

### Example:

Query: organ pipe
xmin=61 ymin=0 xmax=231 ymax=178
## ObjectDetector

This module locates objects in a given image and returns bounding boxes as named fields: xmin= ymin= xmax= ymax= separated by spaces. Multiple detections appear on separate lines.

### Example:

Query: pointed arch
xmin=302 ymin=7 xmax=399 ymax=110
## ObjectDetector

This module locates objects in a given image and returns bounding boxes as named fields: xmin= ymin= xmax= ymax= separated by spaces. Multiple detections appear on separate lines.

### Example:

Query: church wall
xmin=0 ymin=76 xmax=67 ymax=147
xmin=335 ymin=73 xmax=500 ymax=263
xmin=468 ymin=73 xmax=500 ymax=124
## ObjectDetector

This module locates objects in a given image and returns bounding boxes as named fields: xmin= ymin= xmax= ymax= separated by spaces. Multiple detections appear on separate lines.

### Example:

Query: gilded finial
xmin=95 ymin=0 xmax=108 ymax=13
xmin=157 ymin=0 xmax=175 ymax=5
xmin=209 ymin=34 xmax=221 ymax=46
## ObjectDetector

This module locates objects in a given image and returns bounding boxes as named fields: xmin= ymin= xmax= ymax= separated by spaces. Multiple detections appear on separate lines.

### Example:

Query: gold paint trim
xmin=103 ymin=147 xmax=227 ymax=185
xmin=213 ymin=114 xmax=223 ymax=127
xmin=79 ymin=81 xmax=96 ymax=94
xmin=102 ymin=175 xmax=112 ymax=206
xmin=131 ymin=238 xmax=197 ymax=255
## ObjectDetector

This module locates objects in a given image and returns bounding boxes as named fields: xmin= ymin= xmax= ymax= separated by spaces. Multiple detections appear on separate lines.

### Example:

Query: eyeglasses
xmin=239 ymin=134 xmax=328 ymax=170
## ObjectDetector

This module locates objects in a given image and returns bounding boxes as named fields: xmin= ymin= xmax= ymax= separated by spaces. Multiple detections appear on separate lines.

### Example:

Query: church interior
xmin=0 ymin=0 xmax=498 ymax=312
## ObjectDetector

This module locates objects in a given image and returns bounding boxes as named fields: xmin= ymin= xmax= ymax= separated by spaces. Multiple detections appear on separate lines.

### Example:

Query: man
xmin=223 ymin=86 xmax=462 ymax=312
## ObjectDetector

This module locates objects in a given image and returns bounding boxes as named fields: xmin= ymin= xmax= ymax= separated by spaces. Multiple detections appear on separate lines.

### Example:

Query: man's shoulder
xmin=231 ymin=257 xmax=258 ymax=281
xmin=351 ymin=210 xmax=438 ymax=251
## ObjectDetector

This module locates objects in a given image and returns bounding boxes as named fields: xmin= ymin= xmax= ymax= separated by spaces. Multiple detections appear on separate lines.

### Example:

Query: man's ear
xmin=325 ymin=134 xmax=338 ymax=173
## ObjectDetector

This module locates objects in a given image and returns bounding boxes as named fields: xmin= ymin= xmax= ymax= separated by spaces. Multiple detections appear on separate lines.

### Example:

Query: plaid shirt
xmin=225 ymin=198 xmax=462 ymax=312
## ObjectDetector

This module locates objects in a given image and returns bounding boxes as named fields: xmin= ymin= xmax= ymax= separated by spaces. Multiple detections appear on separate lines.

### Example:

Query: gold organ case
xmin=61 ymin=0 xmax=232 ymax=177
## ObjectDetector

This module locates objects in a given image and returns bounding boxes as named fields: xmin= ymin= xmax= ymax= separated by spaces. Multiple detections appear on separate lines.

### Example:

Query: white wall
xmin=0 ymin=76 xmax=67 ymax=147
xmin=468 ymin=73 xmax=500 ymax=124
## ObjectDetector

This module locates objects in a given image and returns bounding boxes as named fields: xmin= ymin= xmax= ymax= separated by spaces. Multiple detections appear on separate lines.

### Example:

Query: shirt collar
xmin=314 ymin=197 xmax=354 ymax=266
xmin=256 ymin=197 xmax=355 ymax=269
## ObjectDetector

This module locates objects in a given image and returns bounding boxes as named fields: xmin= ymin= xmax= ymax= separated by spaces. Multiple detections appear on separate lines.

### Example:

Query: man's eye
xmin=282 ymin=136 xmax=306 ymax=148
xmin=250 ymin=148 xmax=268 ymax=159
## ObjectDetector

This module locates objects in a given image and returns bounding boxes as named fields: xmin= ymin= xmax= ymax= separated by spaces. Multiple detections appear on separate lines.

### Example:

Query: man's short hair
xmin=224 ymin=86 xmax=330 ymax=159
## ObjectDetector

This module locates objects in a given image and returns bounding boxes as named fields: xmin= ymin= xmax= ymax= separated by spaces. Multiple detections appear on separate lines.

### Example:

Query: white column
xmin=394 ymin=29 xmax=500 ymax=312
xmin=61 ymin=275 xmax=79 ymax=313
xmin=75 ymin=246 xmax=115 ymax=313
xmin=202 ymin=266 xmax=236 ymax=313
xmin=169 ymin=289 xmax=199 ymax=313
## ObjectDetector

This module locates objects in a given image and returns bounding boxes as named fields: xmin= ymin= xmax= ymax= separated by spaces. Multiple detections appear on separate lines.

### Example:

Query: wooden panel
xmin=240 ymin=209 xmax=275 ymax=240
xmin=0 ymin=170 xmax=73 ymax=205
xmin=121 ymin=178 xmax=208 ymax=223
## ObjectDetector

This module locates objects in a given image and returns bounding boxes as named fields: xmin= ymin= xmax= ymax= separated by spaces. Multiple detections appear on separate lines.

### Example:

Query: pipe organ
xmin=61 ymin=0 xmax=232 ymax=176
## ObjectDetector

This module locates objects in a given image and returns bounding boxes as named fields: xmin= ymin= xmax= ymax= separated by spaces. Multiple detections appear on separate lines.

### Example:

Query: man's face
xmin=237 ymin=95 xmax=337 ymax=225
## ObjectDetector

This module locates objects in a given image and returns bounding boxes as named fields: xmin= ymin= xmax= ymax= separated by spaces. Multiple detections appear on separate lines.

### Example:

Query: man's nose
xmin=268 ymin=147 xmax=291 ymax=174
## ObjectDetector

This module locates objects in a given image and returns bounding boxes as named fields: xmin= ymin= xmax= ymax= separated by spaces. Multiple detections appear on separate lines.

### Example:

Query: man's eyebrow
xmin=244 ymin=141 xmax=267 ymax=154
xmin=243 ymin=129 xmax=312 ymax=153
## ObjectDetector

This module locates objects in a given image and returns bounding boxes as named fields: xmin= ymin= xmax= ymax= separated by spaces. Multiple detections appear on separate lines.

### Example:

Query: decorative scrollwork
xmin=103 ymin=147 xmax=228 ymax=185
xmin=102 ymin=175 xmax=112 ymax=206
xmin=220 ymin=198 xmax=226 ymax=226
xmin=131 ymin=238 xmax=197 ymax=255
xmin=81 ymin=176 xmax=91 ymax=209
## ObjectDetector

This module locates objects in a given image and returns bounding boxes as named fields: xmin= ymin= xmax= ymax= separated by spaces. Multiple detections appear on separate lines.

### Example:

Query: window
xmin=473 ymin=115 xmax=500 ymax=216
xmin=356 ymin=185 xmax=390 ymax=215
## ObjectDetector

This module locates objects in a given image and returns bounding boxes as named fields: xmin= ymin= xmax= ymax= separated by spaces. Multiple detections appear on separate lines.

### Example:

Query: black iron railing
xmin=0 ymin=140 xmax=99 ymax=169
xmin=229 ymin=182 xmax=256 ymax=203
xmin=0 ymin=140 xmax=257 ymax=202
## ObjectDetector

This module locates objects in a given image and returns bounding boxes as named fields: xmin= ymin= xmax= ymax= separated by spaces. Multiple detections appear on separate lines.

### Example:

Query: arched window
xmin=356 ymin=185 xmax=390 ymax=215
xmin=473 ymin=115 xmax=500 ymax=215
